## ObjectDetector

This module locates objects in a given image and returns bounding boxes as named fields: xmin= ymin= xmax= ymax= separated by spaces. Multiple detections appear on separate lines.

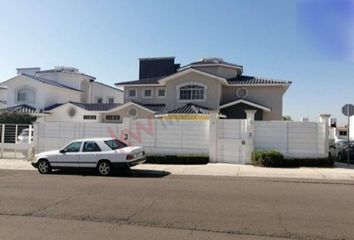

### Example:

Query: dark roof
xmin=227 ymin=75 xmax=291 ymax=85
xmin=22 ymin=74 xmax=83 ymax=92
xmin=45 ymin=102 xmax=121 ymax=112
xmin=0 ymin=104 xmax=38 ymax=114
xmin=116 ymin=75 xmax=167 ymax=86
xmin=131 ymin=101 xmax=166 ymax=114
xmin=168 ymin=103 xmax=210 ymax=114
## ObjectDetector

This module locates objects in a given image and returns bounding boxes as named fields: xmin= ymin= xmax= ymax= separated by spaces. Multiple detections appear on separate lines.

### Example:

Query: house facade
xmin=114 ymin=57 xmax=291 ymax=121
xmin=0 ymin=66 xmax=123 ymax=112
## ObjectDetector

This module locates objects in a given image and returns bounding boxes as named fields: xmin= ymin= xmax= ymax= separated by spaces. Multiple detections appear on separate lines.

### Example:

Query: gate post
xmin=319 ymin=114 xmax=330 ymax=157
xmin=209 ymin=113 xmax=219 ymax=163
xmin=245 ymin=110 xmax=256 ymax=164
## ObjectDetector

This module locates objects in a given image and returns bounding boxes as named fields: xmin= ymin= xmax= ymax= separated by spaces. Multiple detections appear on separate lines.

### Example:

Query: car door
xmin=55 ymin=141 xmax=82 ymax=168
xmin=79 ymin=141 xmax=103 ymax=168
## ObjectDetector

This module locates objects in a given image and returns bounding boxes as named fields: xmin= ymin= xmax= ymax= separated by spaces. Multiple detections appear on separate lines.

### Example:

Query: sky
xmin=0 ymin=0 xmax=353 ymax=124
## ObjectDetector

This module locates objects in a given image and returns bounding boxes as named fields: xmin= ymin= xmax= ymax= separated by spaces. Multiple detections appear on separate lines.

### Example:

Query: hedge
xmin=0 ymin=112 xmax=37 ymax=124
xmin=252 ymin=150 xmax=334 ymax=168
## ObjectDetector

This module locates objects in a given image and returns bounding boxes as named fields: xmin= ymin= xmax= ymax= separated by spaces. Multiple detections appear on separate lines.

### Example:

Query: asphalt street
xmin=0 ymin=169 xmax=353 ymax=240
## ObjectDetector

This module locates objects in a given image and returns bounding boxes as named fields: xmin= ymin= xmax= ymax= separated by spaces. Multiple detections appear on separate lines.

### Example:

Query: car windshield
xmin=104 ymin=139 xmax=127 ymax=150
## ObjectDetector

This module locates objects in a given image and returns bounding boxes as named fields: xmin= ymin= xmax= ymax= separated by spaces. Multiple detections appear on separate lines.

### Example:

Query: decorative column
xmin=319 ymin=114 xmax=331 ymax=157
xmin=208 ymin=113 xmax=219 ymax=163
xmin=244 ymin=110 xmax=256 ymax=164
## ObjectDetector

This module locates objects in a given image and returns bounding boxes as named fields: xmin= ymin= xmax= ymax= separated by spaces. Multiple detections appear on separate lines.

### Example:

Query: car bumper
xmin=112 ymin=156 xmax=146 ymax=168
xmin=128 ymin=156 xmax=146 ymax=167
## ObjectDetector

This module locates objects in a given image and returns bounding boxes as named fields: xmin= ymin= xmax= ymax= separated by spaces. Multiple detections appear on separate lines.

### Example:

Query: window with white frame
xmin=143 ymin=89 xmax=152 ymax=98
xmin=16 ymin=88 xmax=35 ymax=103
xmin=179 ymin=85 xmax=205 ymax=100
xmin=128 ymin=89 xmax=137 ymax=98
xmin=157 ymin=88 xmax=166 ymax=98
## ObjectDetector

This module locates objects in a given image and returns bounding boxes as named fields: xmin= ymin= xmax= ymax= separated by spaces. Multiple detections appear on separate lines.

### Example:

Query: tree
xmin=282 ymin=116 xmax=292 ymax=121
xmin=0 ymin=112 xmax=37 ymax=124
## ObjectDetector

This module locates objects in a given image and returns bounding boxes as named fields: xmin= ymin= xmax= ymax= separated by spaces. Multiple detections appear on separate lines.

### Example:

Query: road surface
xmin=0 ymin=169 xmax=353 ymax=240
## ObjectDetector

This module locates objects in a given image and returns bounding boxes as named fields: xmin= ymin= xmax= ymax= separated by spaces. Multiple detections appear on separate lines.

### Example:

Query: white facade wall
xmin=1 ymin=75 xmax=81 ymax=109
xmin=91 ymin=82 xmax=123 ymax=104
xmin=43 ymin=105 xmax=101 ymax=123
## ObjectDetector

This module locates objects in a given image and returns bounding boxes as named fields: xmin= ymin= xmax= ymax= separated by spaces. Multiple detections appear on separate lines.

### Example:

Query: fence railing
xmin=0 ymin=124 xmax=34 ymax=160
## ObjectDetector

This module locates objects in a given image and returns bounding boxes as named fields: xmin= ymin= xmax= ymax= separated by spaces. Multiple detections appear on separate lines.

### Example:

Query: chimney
xmin=17 ymin=67 xmax=41 ymax=76
xmin=139 ymin=57 xmax=179 ymax=79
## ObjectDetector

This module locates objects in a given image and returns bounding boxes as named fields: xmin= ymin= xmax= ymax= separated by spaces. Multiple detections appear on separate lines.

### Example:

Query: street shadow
xmin=51 ymin=168 xmax=171 ymax=178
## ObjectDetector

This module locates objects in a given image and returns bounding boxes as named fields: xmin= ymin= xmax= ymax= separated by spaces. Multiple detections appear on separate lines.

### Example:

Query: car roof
xmin=70 ymin=137 xmax=116 ymax=142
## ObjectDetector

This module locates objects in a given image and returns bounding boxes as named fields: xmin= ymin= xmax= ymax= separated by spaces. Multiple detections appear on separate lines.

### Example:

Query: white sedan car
xmin=31 ymin=138 xmax=146 ymax=176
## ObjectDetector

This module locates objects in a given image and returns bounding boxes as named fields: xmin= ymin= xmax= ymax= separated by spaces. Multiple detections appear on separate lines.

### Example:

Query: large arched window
xmin=16 ymin=88 xmax=35 ymax=103
xmin=178 ymin=84 xmax=205 ymax=101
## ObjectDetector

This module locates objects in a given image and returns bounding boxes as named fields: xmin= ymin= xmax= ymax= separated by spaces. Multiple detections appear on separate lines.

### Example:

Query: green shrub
xmin=251 ymin=150 xmax=284 ymax=167
xmin=252 ymin=150 xmax=334 ymax=167
xmin=0 ymin=112 xmax=37 ymax=124
xmin=146 ymin=155 xmax=209 ymax=165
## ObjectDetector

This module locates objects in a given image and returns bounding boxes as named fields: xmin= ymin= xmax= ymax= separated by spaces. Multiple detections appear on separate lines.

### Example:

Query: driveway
xmin=1 ymin=158 xmax=354 ymax=180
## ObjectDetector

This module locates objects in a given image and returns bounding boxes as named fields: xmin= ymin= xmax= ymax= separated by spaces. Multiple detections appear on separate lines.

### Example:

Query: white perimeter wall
xmin=34 ymin=119 xmax=209 ymax=156
xmin=34 ymin=118 xmax=327 ymax=162
xmin=254 ymin=121 xmax=326 ymax=158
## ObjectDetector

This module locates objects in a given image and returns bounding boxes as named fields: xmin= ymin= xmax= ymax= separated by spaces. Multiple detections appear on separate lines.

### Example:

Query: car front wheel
xmin=97 ymin=161 xmax=112 ymax=176
xmin=37 ymin=159 xmax=52 ymax=174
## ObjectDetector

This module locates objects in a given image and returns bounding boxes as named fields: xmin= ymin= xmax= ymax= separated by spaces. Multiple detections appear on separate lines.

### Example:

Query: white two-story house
xmin=110 ymin=57 xmax=291 ymax=122
xmin=0 ymin=66 xmax=124 ymax=120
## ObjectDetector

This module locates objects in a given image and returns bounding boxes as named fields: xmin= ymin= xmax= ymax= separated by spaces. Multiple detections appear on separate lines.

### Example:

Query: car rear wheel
xmin=97 ymin=161 xmax=112 ymax=176
xmin=37 ymin=159 xmax=52 ymax=174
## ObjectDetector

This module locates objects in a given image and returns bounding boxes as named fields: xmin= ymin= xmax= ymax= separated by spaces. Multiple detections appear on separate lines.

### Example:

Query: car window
xmin=83 ymin=141 xmax=101 ymax=152
xmin=64 ymin=142 xmax=82 ymax=153
xmin=104 ymin=139 xmax=127 ymax=150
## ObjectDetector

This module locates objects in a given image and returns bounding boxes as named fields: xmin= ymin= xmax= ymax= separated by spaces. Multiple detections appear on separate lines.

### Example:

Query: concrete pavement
xmin=2 ymin=158 xmax=354 ymax=180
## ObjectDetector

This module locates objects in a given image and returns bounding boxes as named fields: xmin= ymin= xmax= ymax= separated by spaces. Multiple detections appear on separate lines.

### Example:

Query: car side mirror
xmin=60 ymin=149 xmax=66 ymax=154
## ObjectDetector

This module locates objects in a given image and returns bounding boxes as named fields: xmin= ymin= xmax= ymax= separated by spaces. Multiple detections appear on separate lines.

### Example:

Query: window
xmin=108 ymin=97 xmax=114 ymax=104
xmin=128 ymin=107 xmax=137 ymax=117
xmin=236 ymin=88 xmax=248 ymax=98
xmin=143 ymin=89 xmax=152 ymax=98
xmin=96 ymin=98 xmax=103 ymax=104
xmin=128 ymin=89 xmax=137 ymax=98
xmin=179 ymin=85 xmax=205 ymax=100
xmin=339 ymin=131 xmax=347 ymax=136
xmin=16 ymin=88 xmax=35 ymax=103
xmin=64 ymin=142 xmax=82 ymax=153
xmin=83 ymin=142 xmax=101 ymax=152
xmin=106 ymin=115 xmax=120 ymax=120
xmin=83 ymin=115 xmax=97 ymax=120
xmin=104 ymin=139 xmax=127 ymax=150
xmin=157 ymin=89 xmax=166 ymax=98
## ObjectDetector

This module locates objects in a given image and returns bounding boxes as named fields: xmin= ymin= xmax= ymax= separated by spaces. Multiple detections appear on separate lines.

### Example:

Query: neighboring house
xmin=115 ymin=57 xmax=291 ymax=120
xmin=0 ymin=66 xmax=123 ymax=112
xmin=0 ymin=86 xmax=7 ymax=109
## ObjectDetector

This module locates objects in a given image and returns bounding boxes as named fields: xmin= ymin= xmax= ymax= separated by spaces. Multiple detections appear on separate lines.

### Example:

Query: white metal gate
xmin=216 ymin=119 xmax=249 ymax=164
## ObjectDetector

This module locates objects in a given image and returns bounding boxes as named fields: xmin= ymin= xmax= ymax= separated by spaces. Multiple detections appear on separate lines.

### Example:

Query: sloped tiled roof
xmin=37 ymin=68 xmax=96 ymax=80
xmin=22 ymin=74 xmax=83 ymax=92
xmin=131 ymin=101 xmax=166 ymax=114
xmin=168 ymin=103 xmax=210 ymax=114
xmin=227 ymin=75 xmax=291 ymax=85
xmin=0 ymin=104 xmax=38 ymax=114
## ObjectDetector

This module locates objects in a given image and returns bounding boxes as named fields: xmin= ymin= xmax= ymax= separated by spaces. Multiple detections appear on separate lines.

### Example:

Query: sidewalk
xmin=1 ymin=158 xmax=354 ymax=180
